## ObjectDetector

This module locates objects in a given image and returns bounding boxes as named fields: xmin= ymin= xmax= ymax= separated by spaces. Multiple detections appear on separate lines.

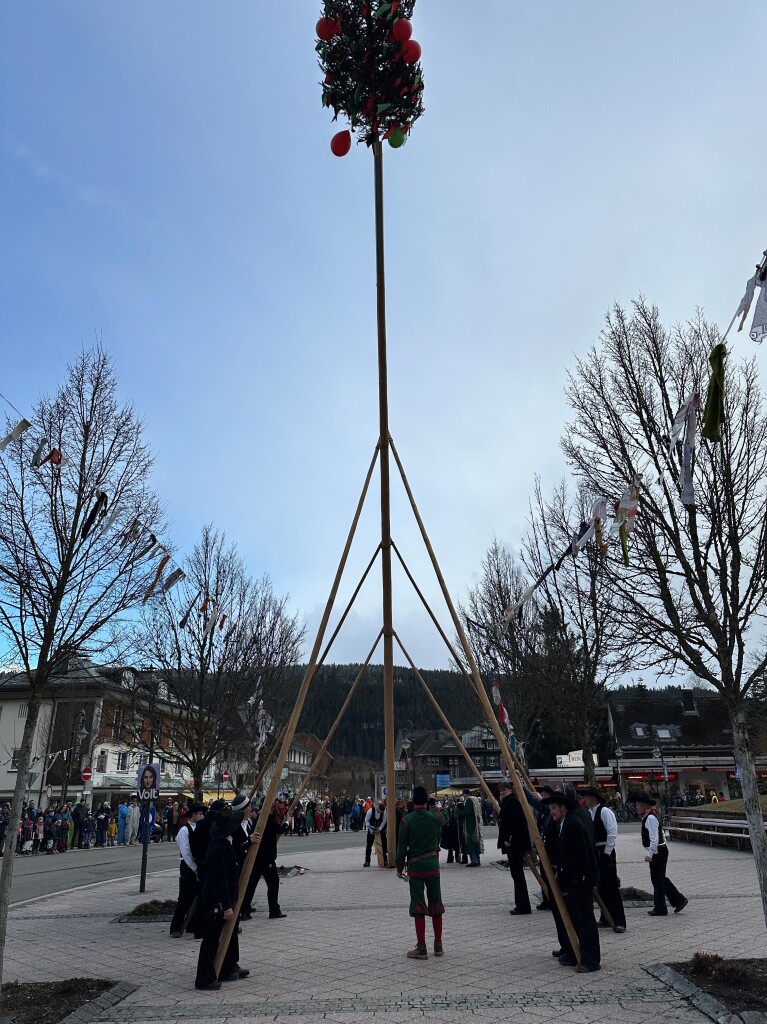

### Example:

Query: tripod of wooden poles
xmin=213 ymin=144 xmax=581 ymax=976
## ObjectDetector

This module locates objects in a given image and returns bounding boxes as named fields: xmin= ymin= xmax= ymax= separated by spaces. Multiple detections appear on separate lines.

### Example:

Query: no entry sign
xmin=81 ymin=766 xmax=93 ymax=782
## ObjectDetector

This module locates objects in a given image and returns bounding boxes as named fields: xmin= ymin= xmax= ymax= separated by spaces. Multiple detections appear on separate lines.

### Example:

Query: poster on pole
xmin=137 ymin=763 xmax=161 ymax=800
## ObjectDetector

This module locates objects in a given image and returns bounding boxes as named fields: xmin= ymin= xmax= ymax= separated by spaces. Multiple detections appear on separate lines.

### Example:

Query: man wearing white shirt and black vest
xmin=635 ymin=793 xmax=688 ymax=917
xmin=582 ymin=786 xmax=626 ymax=932
xmin=364 ymin=801 xmax=388 ymax=867
xmin=169 ymin=803 xmax=206 ymax=937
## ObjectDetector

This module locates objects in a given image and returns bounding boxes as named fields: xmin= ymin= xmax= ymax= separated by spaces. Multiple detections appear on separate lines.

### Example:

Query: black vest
xmin=370 ymin=808 xmax=385 ymax=830
xmin=593 ymin=804 xmax=607 ymax=846
xmin=640 ymin=811 xmax=665 ymax=850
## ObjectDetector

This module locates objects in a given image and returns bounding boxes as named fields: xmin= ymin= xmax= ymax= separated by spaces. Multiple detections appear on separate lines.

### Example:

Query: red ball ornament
xmin=392 ymin=18 xmax=413 ymax=43
xmin=316 ymin=17 xmax=339 ymax=41
xmin=330 ymin=130 xmax=352 ymax=157
xmin=401 ymin=39 xmax=421 ymax=64
xmin=324 ymin=71 xmax=333 ymax=84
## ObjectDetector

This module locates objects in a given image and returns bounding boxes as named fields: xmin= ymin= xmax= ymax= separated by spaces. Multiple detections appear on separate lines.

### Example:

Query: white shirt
xmin=364 ymin=807 xmax=387 ymax=833
xmin=588 ymin=803 xmax=618 ymax=856
xmin=177 ymin=821 xmax=197 ymax=872
xmin=642 ymin=810 xmax=662 ymax=856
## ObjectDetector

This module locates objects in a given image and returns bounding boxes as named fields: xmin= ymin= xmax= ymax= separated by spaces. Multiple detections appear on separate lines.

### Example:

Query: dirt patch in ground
xmin=1 ymin=979 xmax=113 ymax=1024
xmin=671 ymin=953 xmax=767 ymax=1014
xmin=125 ymin=898 xmax=177 ymax=917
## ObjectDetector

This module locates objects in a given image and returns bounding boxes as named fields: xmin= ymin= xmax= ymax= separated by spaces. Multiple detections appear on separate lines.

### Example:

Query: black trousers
xmin=648 ymin=845 xmax=685 ymax=914
xmin=170 ymin=861 xmax=198 ymax=934
xmin=364 ymin=829 xmax=387 ymax=865
xmin=596 ymin=850 xmax=626 ymax=928
xmin=195 ymin=909 xmax=240 ymax=987
xmin=507 ymin=853 xmax=531 ymax=913
xmin=565 ymin=882 xmax=601 ymax=970
xmin=244 ymin=861 xmax=281 ymax=916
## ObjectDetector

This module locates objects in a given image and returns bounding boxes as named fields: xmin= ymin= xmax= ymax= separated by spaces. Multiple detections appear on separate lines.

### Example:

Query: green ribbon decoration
xmin=701 ymin=342 xmax=727 ymax=443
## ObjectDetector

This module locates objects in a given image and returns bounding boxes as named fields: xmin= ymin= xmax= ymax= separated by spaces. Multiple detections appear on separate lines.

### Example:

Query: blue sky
xmin=2 ymin=1 xmax=766 ymax=668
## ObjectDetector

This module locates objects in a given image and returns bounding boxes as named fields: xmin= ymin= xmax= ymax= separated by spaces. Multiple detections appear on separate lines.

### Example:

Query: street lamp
xmin=651 ymin=729 xmax=670 ymax=817
xmin=61 ymin=708 xmax=88 ymax=803
xmin=614 ymin=745 xmax=624 ymax=804
xmin=400 ymin=719 xmax=416 ymax=795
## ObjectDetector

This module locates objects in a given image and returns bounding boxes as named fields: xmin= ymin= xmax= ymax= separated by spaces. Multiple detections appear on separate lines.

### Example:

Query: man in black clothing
xmin=189 ymin=798 xmax=227 ymax=940
xmin=582 ymin=786 xmax=626 ymax=932
xmin=635 ymin=792 xmax=688 ymax=916
xmin=241 ymin=798 xmax=287 ymax=921
xmin=497 ymin=781 xmax=531 ymax=915
xmin=544 ymin=791 xmax=601 ymax=974
xmin=195 ymin=805 xmax=253 ymax=991
xmin=169 ymin=803 xmax=206 ymax=937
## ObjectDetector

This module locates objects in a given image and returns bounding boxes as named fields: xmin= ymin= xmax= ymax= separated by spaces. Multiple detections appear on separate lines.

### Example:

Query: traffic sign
xmin=222 ymin=768 xmax=229 ymax=782
xmin=81 ymin=766 xmax=92 ymax=782
xmin=46 ymin=785 xmax=52 ymax=799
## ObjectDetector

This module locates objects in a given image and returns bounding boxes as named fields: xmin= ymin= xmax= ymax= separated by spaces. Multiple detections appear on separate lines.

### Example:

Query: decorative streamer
xmin=701 ymin=343 xmax=727 ymax=442
xmin=120 ymin=518 xmax=141 ymax=549
xmin=134 ymin=533 xmax=158 ymax=561
xmin=218 ymin=614 xmax=228 ymax=630
xmin=81 ymin=489 xmax=108 ymax=541
xmin=143 ymin=552 xmax=171 ymax=603
xmin=0 ymin=418 xmax=32 ymax=453
xmin=30 ymin=438 xmax=47 ymax=468
xmin=100 ymin=505 xmax=121 ymax=536
xmin=680 ymin=398 xmax=699 ymax=507
xmin=749 ymin=275 xmax=767 ymax=345
xmin=619 ymin=521 xmax=630 ymax=566
xmin=202 ymin=606 xmax=220 ymax=639
xmin=179 ymin=590 xmax=200 ymax=630
xmin=668 ymin=395 xmax=699 ymax=459
xmin=162 ymin=568 xmax=186 ymax=593
xmin=37 ymin=447 xmax=67 ymax=468
xmin=200 ymin=596 xmax=210 ymax=616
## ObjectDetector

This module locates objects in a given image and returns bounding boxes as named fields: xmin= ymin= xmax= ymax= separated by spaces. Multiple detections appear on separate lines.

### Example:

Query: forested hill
xmin=287 ymin=663 xmax=484 ymax=763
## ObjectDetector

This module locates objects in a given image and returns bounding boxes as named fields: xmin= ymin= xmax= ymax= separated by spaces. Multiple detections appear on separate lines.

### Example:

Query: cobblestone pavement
xmin=4 ymin=829 xmax=763 ymax=1023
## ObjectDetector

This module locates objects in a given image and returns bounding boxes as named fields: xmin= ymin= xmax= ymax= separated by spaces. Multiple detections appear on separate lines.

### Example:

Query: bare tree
xmin=563 ymin=298 xmax=767 ymax=929
xmin=520 ymin=479 xmax=624 ymax=783
xmin=0 ymin=348 xmax=162 ymax=994
xmin=133 ymin=525 xmax=304 ymax=800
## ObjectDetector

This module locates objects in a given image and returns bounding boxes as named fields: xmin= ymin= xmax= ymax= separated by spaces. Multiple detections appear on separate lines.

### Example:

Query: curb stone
xmin=58 ymin=983 xmax=139 ymax=1024
xmin=645 ymin=963 xmax=743 ymax=1024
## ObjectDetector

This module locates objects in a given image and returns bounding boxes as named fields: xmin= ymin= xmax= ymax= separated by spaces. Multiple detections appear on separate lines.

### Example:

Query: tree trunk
xmin=730 ymin=702 xmax=767 ymax=934
xmin=580 ymin=728 xmax=597 ymax=786
xmin=0 ymin=694 xmax=42 ymax=1006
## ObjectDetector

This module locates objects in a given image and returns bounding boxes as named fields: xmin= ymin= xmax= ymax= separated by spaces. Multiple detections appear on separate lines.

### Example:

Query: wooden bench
xmin=667 ymin=815 xmax=764 ymax=851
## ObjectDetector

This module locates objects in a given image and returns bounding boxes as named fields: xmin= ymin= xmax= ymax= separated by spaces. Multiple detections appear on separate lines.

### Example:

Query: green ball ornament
xmin=388 ymin=127 xmax=405 ymax=149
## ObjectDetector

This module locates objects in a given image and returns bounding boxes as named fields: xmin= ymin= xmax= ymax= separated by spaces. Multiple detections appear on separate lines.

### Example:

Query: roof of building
xmin=608 ymin=691 xmax=736 ymax=752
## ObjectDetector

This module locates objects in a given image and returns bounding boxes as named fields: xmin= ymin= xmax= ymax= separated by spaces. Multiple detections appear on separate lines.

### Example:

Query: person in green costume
xmin=396 ymin=785 xmax=445 ymax=960
xmin=458 ymin=789 xmax=484 ymax=865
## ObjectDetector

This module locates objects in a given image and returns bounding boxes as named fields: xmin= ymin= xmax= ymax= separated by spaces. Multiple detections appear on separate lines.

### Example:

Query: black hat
xmin=538 ymin=784 xmax=555 ymax=795
xmin=542 ymin=792 xmax=570 ymax=807
xmin=633 ymin=792 xmax=656 ymax=806
xmin=210 ymin=806 xmax=244 ymax=838
xmin=581 ymin=786 xmax=603 ymax=799
xmin=412 ymin=786 xmax=429 ymax=805
xmin=461 ymin=788 xmax=471 ymax=794
xmin=230 ymin=792 xmax=250 ymax=812
xmin=189 ymin=803 xmax=207 ymax=816
xmin=499 ymin=780 xmax=513 ymax=792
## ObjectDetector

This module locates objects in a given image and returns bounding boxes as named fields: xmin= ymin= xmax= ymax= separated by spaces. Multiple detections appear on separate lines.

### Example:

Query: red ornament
xmin=316 ymin=17 xmax=340 ymax=41
xmin=330 ymin=130 xmax=352 ymax=157
xmin=324 ymin=71 xmax=333 ymax=84
xmin=392 ymin=18 xmax=412 ymax=43
xmin=401 ymin=39 xmax=421 ymax=64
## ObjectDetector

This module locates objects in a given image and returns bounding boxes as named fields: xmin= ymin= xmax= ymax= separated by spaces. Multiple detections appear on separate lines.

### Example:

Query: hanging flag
xmin=610 ymin=476 xmax=641 ymax=538
xmin=256 ymin=725 xmax=268 ymax=752
xmin=99 ymin=505 xmax=120 ymax=535
xmin=81 ymin=490 xmax=108 ymax=541
xmin=179 ymin=590 xmax=200 ymax=629
xmin=218 ymin=614 xmax=228 ymax=630
xmin=490 ymin=671 xmax=501 ymax=706
xmin=30 ymin=438 xmax=47 ymax=468
xmin=498 ymin=698 xmax=511 ymax=730
xmin=680 ymin=398 xmax=700 ymax=507
xmin=162 ymin=568 xmax=186 ymax=593
xmin=749 ymin=276 xmax=767 ymax=345
xmin=701 ymin=343 xmax=727 ymax=442
xmin=0 ymin=418 xmax=32 ymax=453
xmin=735 ymin=273 xmax=758 ymax=332
xmin=134 ymin=533 xmax=158 ymax=561
xmin=202 ymin=606 xmax=220 ymax=638
xmin=143 ymin=553 xmax=171 ymax=603
xmin=120 ymin=518 xmax=141 ymax=549
xmin=619 ymin=521 xmax=630 ymax=566
xmin=200 ymin=595 xmax=210 ymax=615
xmin=668 ymin=395 xmax=699 ymax=459
xmin=37 ymin=447 xmax=68 ymax=468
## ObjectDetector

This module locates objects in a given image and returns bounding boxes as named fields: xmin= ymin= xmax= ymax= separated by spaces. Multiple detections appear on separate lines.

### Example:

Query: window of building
xmin=96 ymin=750 xmax=108 ymax=773
xmin=160 ymin=759 xmax=167 ymax=774
xmin=117 ymin=752 xmax=129 ymax=772
xmin=18 ymin=703 xmax=27 ymax=719
xmin=10 ymin=749 xmax=21 ymax=770
xmin=486 ymin=756 xmax=499 ymax=767
xmin=174 ymin=763 xmax=183 ymax=777
xmin=656 ymin=727 xmax=672 ymax=739
xmin=474 ymin=756 xmax=483 ymax=767
xmin=112 ymin=708 xmax=123 ymax=741
xmin=428 ymin=756 xmax=440 ymax=766
xmin=631 ymin=724 xmax=647 ymax=738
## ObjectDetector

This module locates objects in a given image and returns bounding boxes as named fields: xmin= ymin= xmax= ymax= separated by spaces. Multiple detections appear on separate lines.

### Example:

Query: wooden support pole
xmin=318 ymin=545 xmax=382 ymax=667
xmin=394 ymin=632 xmax=498 ymax=812
xmin=212 ymin=445 xmax=379 ymax=978
xmin=388 ymin=435 xmax=581 ymax=963
xmin=288 ymin=630 xmax=383 ymax=815
xmin=372 ymin=141 xmax=397 ymax=867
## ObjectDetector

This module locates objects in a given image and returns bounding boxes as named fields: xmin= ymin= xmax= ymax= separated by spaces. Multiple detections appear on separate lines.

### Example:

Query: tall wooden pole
xmin=373 ymin=140 xmax=396 ymax=866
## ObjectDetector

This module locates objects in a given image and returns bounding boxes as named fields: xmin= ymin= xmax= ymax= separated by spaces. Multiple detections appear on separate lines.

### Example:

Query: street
xmin=7 ymin=826 xmax=379 ymax=905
